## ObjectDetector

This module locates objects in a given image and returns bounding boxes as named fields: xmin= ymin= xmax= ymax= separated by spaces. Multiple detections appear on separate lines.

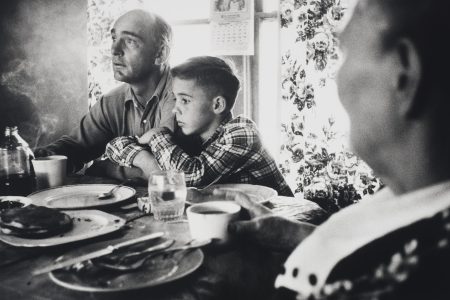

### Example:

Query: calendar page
xmin=210 ymin=0 xmax=254 ymax=55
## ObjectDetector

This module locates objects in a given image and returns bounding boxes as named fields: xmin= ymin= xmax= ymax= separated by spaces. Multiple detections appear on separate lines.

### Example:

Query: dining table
xmin=0 ymin=174 xmax=326 ymax=300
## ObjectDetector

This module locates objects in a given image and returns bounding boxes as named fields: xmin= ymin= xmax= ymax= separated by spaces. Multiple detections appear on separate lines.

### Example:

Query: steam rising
xmin=0 ymin=0 xmax=87 ymax=147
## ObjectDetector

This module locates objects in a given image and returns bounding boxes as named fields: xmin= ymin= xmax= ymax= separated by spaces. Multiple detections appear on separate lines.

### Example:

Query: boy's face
xmin=172 ymin=78 xmax=218 ymax=141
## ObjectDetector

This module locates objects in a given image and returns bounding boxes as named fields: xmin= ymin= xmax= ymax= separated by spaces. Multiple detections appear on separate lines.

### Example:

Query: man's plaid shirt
xmin=148 ymin=116 xmax=293 ymax=196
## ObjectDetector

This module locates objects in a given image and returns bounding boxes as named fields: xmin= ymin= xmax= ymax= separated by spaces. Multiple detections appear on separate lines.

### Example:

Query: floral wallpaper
xmin=279 ymin=0 xmax=381 ymax=212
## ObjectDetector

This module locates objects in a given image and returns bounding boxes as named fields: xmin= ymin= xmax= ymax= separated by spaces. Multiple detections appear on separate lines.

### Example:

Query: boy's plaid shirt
xmin=148 ymin=116 xmax=293 ymax=196
xmin=105 ymin=136 xmax=145 ymax=168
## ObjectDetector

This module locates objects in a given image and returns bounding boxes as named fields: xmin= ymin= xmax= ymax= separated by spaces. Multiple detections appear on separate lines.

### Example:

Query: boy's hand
xmin=137 ymin=128 xmax=161 ymax=144
xmin=213 ymin=188 xmax=315 ymax=252
xmin=131 ymin=150 xmax=161 ymax=178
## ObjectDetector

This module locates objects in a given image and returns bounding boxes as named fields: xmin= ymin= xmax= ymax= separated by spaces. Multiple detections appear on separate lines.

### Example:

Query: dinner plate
xmin=187 ymin=183 xmax=278 ymax=205
xmin=49 ymin=249 xmax=204 ymax=292
xmin=28 ymin=184 xmax=136 ymax=209
xmin=0 ymin=210 xmax=125 ymax=247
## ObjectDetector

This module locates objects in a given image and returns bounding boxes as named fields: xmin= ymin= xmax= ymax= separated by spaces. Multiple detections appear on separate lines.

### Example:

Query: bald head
xmin=113 ymin=9 xmax=172 ymax=64
xmin=110 ymin=10 xmax=172 ymax=83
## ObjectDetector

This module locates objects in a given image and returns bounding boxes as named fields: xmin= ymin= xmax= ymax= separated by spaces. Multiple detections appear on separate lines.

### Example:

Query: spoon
xmin=97 ymin=239 xmax=211 ymax=272
xmin=97 ymin=180 xmax=128 ymax=199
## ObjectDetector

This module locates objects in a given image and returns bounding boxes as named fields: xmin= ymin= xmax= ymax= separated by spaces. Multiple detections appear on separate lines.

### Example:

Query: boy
xmin=106 ymin=56 xmax=293 ymax=196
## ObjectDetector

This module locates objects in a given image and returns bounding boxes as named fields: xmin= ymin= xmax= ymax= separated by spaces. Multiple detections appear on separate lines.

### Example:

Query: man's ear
xmin=212 ymin=96 xmax=227 ymax=114
xmin=394 ymin=38 xmax=422 ymax=118
xmin=155 ymin=44 xmax=170 ymax=65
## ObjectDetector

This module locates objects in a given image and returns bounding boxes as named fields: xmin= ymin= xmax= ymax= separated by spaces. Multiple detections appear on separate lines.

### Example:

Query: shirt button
xmin=142 ymin=120 xmax=147 ymax=124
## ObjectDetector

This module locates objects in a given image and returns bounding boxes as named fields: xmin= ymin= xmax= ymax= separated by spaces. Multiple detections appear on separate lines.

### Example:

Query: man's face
xmin=110 ymin=12 xmax=158 ymax=83
xmin=172 ymin=78 xmax=217 ymax=141
xmin=336 ymin=1 xmax=398 ymax=164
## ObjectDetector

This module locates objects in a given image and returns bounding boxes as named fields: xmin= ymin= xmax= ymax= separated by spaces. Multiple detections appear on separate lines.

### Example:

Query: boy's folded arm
xmin=105 ymin=136 xmax=145 ymax=167
xmin=148 ymin=126 xmax=257 ymax=187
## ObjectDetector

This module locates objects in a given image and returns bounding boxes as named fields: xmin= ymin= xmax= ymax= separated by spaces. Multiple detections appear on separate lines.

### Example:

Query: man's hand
xmin=34 ymin=147 xmax=56 ymax=157
xmin=213 ymin=188 xmax=273 ymax=217
xmin=213 ymin=189 xmax=316 ymax=252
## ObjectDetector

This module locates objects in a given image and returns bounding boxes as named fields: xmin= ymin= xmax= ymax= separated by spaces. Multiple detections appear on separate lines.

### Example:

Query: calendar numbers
xmin=212 ymin=22 xmax=250 ymax=50
xmin=210 ymin=0 xmax=254 ymax=55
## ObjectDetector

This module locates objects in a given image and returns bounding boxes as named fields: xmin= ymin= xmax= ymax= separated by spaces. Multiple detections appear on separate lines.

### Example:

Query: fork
xmin=97 ymin=239 xmax=211 ymax=272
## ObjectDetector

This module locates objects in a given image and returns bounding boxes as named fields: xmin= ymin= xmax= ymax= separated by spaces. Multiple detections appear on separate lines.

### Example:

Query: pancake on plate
xmin=0 ymin=204 xmax=73 ymax=238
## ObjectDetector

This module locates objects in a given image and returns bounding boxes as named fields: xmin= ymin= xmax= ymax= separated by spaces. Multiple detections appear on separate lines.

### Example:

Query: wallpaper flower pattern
xmin=279 ymin=0 xmax=381 ymax=212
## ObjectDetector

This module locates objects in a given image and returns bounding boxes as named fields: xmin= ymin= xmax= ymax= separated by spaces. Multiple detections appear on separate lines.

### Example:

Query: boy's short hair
xmin=171 ymin=56 xmax=240 ymax=111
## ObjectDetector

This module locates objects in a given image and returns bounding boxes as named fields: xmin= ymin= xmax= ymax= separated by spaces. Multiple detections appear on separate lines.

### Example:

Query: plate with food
xmin=186 ymin=183 xmax=278 ymax=205
xmin=28 ymin=184 xmax=136 ymax=209
xmin=0 ymin=196 xmax=32 ymax=211
xmin=0 ymin=206 xmax=125 ymax=247
xmin=49 ymin=248 xmax=204 ymax=292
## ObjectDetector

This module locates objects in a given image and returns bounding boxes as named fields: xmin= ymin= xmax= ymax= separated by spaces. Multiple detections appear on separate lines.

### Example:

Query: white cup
xmin=31 ymin=155 xmax=67 ymax=189
xmin=186 ymin=201 xmax=241 ymax=244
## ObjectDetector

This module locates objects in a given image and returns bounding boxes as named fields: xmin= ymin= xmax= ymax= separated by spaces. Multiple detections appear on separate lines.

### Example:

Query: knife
xmin=32 ymin=231 xmax=164 ymax=276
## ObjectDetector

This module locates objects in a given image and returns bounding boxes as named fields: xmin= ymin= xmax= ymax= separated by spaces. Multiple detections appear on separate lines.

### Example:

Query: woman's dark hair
xmin=373 ymin=0 xmax=450 ymax=117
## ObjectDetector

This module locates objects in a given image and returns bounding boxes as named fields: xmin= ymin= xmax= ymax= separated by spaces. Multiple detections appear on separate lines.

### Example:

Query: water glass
xmin=148 ymin=170 xmax=187 ymax=221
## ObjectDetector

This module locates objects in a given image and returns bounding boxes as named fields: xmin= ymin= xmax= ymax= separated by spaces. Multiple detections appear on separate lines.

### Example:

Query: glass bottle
xmin=11 ymin=126 xmax=35 ymax=160
xmin=0 ymin=126 xmax=35 ymax=196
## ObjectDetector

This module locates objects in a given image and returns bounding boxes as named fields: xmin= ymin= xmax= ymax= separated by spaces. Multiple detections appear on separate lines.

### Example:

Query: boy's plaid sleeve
xmin=105 ymin=136 xmax=146 ymax=168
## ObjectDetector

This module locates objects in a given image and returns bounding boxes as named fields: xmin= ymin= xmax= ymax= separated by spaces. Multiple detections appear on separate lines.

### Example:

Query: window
xmin=88 ymin=0 xmax=279 ymax=155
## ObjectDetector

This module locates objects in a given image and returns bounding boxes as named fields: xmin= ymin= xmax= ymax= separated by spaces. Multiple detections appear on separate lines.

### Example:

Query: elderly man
xmin=218 ymin=0 xmax=450 ymax=299
xmin=35 ymin=10 xmax=174 ymax=180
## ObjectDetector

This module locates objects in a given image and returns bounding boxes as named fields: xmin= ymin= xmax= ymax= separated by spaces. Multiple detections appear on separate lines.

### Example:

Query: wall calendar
xmin=210 ymin=0 xmax=254 ymax=55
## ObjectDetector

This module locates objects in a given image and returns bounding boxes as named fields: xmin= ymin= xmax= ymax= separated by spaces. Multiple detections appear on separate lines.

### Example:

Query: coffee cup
xmin=31 ymin=155 xmax=67 ymax=189
xmin=186 ymin=201 xmax=241 ymax=244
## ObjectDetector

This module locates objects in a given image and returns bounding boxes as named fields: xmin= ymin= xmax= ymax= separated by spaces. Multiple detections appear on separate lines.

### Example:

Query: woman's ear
xmin=394 ymin=38 xmax=422 ymax=118
xmin=212 ymin=96 xmax=227 ymax=114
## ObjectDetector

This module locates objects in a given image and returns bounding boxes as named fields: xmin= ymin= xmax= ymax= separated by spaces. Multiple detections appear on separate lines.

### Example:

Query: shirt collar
xmin=124 ymin=65 xmax=171 ymax=107
xmin=202 ymin=112 xmax=233 ymax=146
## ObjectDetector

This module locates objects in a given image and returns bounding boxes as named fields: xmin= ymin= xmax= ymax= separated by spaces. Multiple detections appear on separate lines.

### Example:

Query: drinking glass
xmin=148 ymin=170 xmax=187 ymax=221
